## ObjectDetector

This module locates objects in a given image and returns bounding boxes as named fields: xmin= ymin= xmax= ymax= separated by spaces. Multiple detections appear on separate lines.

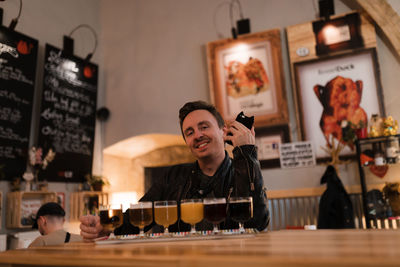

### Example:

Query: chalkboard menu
xmin=0 ymin=26 xmax=38 ymax=180
xmin=38 ymin=44 xmax=98 ymax=182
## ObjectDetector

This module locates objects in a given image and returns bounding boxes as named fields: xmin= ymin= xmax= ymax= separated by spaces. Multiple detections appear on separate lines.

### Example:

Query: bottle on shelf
xmin=83 ymin=198 xmax=90 ymax=216
xmin=373 ymin=142 xmax=386 ymax=166
xmin=386 ymin=136 xmax=399 ymax=164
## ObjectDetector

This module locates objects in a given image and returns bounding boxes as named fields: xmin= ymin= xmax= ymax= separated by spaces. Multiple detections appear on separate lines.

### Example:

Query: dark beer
xmin=99 ymin=209 xmax=123 ymax=232
xmin=228 ymin=197 xmax=253 ymax=233
xmin=229 ymin=201 xmax=252 ymax=223
xmin=203 ymin=202 xmax=227 ymax=224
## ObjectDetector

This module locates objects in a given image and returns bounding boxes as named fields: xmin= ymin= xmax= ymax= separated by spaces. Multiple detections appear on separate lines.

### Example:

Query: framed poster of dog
xmin=293 ymin=48 xmax=385 ymax=159
xmin=207 ymin=29 xmax=289 ymax=128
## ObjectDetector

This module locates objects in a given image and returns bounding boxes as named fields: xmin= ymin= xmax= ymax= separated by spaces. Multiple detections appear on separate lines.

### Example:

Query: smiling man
xmin=80 ymin=101 xmax=269 ymax=240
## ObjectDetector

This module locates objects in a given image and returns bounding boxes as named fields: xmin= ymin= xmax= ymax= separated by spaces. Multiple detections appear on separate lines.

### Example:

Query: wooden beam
xmin=349 ymin=0 xmax=400 ymax=58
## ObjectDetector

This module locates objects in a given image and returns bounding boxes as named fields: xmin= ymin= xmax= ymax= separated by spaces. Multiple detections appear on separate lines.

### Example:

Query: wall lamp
xmin=63 ymin=24 xmax=98 ymax=62
xmin=230 ymin=0 xmax=250 ymax=39
xmin=0 ymin=0 xmax=22 ymax=30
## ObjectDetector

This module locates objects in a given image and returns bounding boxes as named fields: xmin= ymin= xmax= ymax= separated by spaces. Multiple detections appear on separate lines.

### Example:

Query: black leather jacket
xmin=115 ymin=145 xmax=269 ymax=234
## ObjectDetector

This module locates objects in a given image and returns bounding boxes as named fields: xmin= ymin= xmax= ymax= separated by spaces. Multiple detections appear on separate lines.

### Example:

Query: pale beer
xmin=129 ymin=201 xmax=153 ymax=234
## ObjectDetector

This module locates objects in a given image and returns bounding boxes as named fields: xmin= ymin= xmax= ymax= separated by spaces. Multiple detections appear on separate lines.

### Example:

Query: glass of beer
xmin=203 ymin=198 xmax=227 ymax=234
xmin=154 ymin=200 xmax=178 ymax=235
xmin=128 ymin=201 xmax=153 ymax=237
xmin=228 ymin=197 xmax=253 ymax=233
xmin=99 ymin=204 xmax=124 ymax=235
xmin=180 ymin=199 xmax=203 ymax=235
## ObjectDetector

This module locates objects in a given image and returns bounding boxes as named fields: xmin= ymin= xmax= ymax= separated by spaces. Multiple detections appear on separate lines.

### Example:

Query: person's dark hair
xmin=179 ymin=101 xmax=225 ymax=137
xmin=32 ymin=202 xmax=65 ymax=229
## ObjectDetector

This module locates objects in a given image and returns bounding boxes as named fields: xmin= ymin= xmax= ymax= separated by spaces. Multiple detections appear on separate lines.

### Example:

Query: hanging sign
xmin=280 ymin=141 xmax=316 ymax=169
xmin=38 ymin=44 xmax=98 ymax=182
xmin=0 ymin=26 xmax=38 ymax=179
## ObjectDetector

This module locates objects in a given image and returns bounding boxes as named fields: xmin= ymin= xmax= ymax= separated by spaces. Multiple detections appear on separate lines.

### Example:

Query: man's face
xmin=182 ymin=109 xmax=225 ymax=160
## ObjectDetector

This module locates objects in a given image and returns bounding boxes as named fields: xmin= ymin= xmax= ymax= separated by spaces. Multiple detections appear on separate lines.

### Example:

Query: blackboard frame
xmin=37 ymin=44 xmax=98 ymax=183
xmin=0 ymin=26 xmax=38 ymax=180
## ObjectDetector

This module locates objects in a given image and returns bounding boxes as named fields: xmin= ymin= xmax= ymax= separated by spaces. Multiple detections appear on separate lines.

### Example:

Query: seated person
xmin=80 ymin=101 xmax=270 ymax=240
xmin=29 ymin=202 xmax=82 ymax=247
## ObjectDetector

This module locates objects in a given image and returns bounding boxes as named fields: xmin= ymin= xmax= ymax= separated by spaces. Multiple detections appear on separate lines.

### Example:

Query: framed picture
xmin=255 ymin=124 xmax=291 ymax=169
xmin=207 ymin=29 xmax=289 ymax=127
xmin=312 ymin=12 xmax=364 ymax=56
xmin=57 ymin=192 xmax=65 ymax=209
xmin=293 ymin=48 xmax=385 ymax=159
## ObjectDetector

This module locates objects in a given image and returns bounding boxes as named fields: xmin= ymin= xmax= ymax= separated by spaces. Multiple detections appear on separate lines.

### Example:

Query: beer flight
xmin=99 ymin=197 xmax=253 ymax=237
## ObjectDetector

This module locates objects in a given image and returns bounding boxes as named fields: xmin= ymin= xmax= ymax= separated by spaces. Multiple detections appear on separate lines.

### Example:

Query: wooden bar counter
xmin=0 ymin=229 xmax=399 ymax=267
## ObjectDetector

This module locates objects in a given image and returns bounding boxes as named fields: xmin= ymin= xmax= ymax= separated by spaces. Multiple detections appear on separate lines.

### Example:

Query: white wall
xmin=100 ymin=0 xmax=400 ymax=192
xmin=1 ymin=0 xmax=400 ymax=234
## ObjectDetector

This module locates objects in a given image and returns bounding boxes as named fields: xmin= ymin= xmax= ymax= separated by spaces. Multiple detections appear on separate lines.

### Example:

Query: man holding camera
xmin=80 ymin=101 xmax=269 ymax=240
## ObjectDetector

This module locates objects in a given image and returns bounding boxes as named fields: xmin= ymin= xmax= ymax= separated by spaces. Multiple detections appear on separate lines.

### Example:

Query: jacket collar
xmin=194 ymin=151 xmax=231 ymax=177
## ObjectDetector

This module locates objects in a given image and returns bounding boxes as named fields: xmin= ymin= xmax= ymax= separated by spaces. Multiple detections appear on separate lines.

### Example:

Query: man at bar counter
xmin=30 ymin=202 xmax=82 ymax=247
xmin=80 ymin=101 xmax=269 ymax=240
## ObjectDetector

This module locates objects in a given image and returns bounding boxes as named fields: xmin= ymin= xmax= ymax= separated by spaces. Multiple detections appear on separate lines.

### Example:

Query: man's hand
xmin=79 ymin=215 xmax=106 ymax=242
xmin=224 ymin=120 xmax=255 ymax=147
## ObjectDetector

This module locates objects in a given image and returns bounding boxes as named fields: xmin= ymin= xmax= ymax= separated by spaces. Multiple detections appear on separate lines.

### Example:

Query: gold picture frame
xmin=207 ymin=29 xmax=289 ymax=127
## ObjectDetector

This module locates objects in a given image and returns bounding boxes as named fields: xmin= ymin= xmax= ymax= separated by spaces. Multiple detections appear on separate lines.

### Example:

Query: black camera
xmin=226 ymin=111 xmax=254 ymax=146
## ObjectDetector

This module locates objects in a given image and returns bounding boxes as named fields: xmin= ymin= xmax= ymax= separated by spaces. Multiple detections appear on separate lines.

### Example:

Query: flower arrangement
xmin=23 ymin=147 xmax=56 ymax=190
xmin=28 ymin=147 xmax=56 ymax=170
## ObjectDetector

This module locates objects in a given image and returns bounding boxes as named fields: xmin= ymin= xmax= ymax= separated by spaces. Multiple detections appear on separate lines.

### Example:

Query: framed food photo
xmin=207 ymin=29 xmax=289 ymax=127
xmin=255 ymin=124 xmax=291 ymax=169
xmin=294 ymin=48 xmax=385 ymax=160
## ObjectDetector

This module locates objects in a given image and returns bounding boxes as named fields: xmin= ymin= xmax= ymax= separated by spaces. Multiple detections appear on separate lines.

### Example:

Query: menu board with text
xmin=0 ymin=26 xmax=38 ymax=179
xmin=38 ymin=44 xmax=98 ymax=182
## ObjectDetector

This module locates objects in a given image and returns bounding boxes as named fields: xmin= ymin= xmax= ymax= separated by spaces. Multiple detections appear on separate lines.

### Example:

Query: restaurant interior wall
xmin=100 ymin=0 xmax=400 ymax=195
xmin=0 ymin=0 xmax=400 ymax=236
xmin=0 ymin=0 xmax=103 ymax=235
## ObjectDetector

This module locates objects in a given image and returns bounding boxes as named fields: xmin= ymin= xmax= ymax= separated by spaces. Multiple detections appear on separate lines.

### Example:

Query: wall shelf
xmin=355 ymin=134 xmax=400 ymax=229
xmin=6 ymin=191 xmax=57 ymax=229
xmin=70 ymin=192 xmax=108 ymax=221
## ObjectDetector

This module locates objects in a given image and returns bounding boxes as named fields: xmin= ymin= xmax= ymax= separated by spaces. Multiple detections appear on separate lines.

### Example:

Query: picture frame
xmin=293 ymin=48 xmax=385 ymax=160
xmin=312 ymin=12 xmax=364 ymax=56
xmin=207 ymin=29 xmax=289 ymax=127
xmin=255 ymin=124 xmax=291 ymax=169
xmin=57 ymin=192 xmax=65 ymax=209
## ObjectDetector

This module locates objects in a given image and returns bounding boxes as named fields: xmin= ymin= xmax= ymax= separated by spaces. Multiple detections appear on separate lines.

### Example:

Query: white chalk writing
xmin=0 ymin=126 xmax=28 ymax=142
xmin=0 ymin=107 xmax=22 ymax=124
xmin=0 ymin=65 xmax=33 ymax=85
xmin=0 ymin=43 xmax=18 ymax=58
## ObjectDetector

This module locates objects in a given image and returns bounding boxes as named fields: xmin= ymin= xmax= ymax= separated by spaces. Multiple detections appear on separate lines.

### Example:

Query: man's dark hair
xmin=179 ymin=101 xmax=225 ymax=136
xmin=32 ymin=202 xmax=65 ymax=229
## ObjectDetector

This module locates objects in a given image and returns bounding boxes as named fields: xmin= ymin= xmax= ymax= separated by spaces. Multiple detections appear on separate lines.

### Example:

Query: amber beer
xmin=181 ymin=201 xmax=203 ymax=225
xmin=181 ymin=199 xmax=203 ymax=234
xmin=154 ymin=200 xmax=178 ymax=234
xmin=99 ymin=206 xmax=123 ymax=232
xmin=129 ymin=201 xmax=153 ymax=235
